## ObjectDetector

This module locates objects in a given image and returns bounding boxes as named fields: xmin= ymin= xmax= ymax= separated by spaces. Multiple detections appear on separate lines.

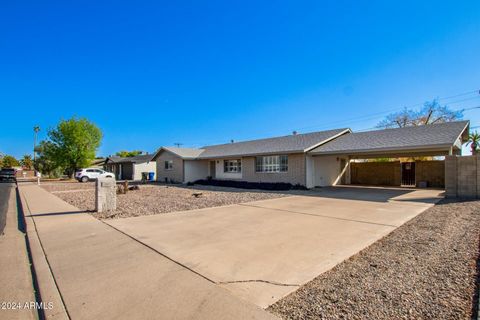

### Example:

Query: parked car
xmin=75 ymin=168 xmax=114 ymax=182
xmin=0 ymin=168 xmax=16 ymax=182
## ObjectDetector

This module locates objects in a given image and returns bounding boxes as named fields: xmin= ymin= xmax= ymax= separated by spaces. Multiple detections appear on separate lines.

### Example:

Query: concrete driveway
xmin=106 ymin=186 xmax=443 ymax=308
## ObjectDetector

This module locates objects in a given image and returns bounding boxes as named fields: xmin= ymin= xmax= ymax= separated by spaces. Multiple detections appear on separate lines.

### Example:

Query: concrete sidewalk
xmin=0 ymin=184 xmax=36 ymax=320
xmin=19 ymin=183 xmax=276 ymax=320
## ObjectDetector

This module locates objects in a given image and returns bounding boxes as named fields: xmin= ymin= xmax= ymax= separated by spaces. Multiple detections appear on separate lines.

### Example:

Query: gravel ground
xmin=40 ymin=181 xmax=95 ymax=192
xmin=42 ymin=183 xmax=288 ymax=219
xmin=268 ymin=199 xmax=480 ymax=320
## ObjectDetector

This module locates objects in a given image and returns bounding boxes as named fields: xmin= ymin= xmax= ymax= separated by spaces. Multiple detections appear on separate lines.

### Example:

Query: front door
xmin=401 ymin=162 xmax=416 ymax=186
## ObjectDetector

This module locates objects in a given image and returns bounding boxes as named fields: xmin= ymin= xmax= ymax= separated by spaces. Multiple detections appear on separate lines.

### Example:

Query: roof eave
xmin=309 ymin=143 xmax=454 ymax=156
xmin=197 ymin=149 xmax=307 ymax=160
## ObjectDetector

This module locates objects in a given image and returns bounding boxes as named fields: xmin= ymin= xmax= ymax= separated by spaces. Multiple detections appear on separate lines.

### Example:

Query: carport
xmin=307 ymin=121 xmax=470 ymax=188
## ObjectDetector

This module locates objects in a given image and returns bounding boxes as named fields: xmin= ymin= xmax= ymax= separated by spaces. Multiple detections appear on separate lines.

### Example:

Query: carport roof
xmin=309 ymin=120 xmax=469 ymax=156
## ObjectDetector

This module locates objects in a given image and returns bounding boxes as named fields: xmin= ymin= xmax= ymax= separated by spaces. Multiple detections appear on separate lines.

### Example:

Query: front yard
xmin=268 ymin=199 xmax=480 ymax=319
xmin=40 ymin=182 xmax=480 ymax=318
xmin=40 ymin=181 xmax=289 ymax=219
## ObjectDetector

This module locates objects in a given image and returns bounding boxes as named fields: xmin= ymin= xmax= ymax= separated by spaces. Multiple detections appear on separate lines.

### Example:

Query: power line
xmin=178 ymin=88 xmax=480 ymax=147
xmin=294 ymin=89 xmax=480 ymax=132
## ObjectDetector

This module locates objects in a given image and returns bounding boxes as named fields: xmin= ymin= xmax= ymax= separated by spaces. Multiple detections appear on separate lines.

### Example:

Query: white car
xmin=75 ymin=168 xmax=114 ymax=182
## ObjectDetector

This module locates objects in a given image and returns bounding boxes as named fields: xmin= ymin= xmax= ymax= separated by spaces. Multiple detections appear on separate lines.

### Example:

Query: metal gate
xmin=401 ymin=162 xmax=416 ymax=186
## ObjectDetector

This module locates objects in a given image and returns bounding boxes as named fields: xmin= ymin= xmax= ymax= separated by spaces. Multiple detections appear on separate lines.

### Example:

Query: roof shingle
xmin=161 ymin=147 xmax=205 ymax=159
xmin=309 ymin=121 xmax=469 ymax=155
xmin=106 ymin=154 xmax=154 ymax=163
xmin=197 ymin=128 xmax=350 ymax=158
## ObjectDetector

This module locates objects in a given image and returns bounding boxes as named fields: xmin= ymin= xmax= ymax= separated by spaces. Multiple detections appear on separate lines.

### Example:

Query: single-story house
xmin=104 ymin=154 xmax=156 ymax=181
xmin=152 ymin=120 xmax=469 ymax=188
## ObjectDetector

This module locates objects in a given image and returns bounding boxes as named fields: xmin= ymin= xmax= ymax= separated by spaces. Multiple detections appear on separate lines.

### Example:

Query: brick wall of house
xmin=242 ymin=153 xmax=306 ymax=186
xmin=155 ymin=151 xmax=184 ymax=183
xmin=445 ymin=155 xmax=479 ymax=198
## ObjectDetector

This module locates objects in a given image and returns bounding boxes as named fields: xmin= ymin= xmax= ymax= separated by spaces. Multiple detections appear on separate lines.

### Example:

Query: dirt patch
xmin=42 ymin=183 xmax=288 ymax=219
xmin=268 ymin=199 xmax=480 ymax=319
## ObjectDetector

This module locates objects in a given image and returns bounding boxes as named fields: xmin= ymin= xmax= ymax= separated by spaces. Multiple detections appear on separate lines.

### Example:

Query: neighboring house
xmin=151 ymin=121 xmax=469 ymax=188
xmin=104 ymin=154 xmax=156 ymax=180
xmin=90 ymin=157 xmax=106 ymax=169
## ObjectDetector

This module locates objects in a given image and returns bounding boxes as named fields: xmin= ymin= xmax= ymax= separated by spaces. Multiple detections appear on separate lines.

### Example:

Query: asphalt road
xmin=0 ymin=182 xmax=13 ymax=235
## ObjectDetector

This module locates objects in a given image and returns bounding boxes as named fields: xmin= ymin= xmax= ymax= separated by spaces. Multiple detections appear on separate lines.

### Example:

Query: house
xmin=104 ymin=154 xmax=156 ymax=181
xmin=90 ymin=157 xmax=106 ymax=169
xmin=152 ymin=120 xmax=469 ymax=188
xmin=153 ymin=147 xmax=206 ymax=183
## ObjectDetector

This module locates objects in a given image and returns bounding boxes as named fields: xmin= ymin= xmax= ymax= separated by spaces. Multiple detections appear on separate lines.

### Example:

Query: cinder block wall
xmin=350 ymin=161 xmax=401 ymax=186
xmin=351 ymin=160 xmax=445 ymax=187
xmin=416 ymin=160 xmax=445 ymax=188
xmin=445 ymin=155 xmax=480 ymax=198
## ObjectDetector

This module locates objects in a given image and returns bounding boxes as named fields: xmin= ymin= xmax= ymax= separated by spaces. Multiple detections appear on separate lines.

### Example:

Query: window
xmin=224 ymin=159 xmax=241 ymax=173
xmin=255 ymin=155 xmax=288 ymax=172
xmin=164 ymin=160 xmax=173 ymax=170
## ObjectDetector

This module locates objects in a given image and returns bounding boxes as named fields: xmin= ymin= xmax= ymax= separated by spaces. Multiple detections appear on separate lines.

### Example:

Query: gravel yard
xmin=268 ymin=199 xmax=480 ymax=320
xmin=41 ymin=182 xmax=288 ymax=219
xmin=41 ymin=181 xmax=96 ymax=192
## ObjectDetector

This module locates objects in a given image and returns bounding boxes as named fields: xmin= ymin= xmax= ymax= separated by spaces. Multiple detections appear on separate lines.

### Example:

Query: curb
xmin=18 ymin=185 xmax=70 ymax=320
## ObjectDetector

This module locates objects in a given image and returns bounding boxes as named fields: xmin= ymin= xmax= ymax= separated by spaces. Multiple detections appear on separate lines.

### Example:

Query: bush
xmin=193 ymin=179 xmax=307 ymax=191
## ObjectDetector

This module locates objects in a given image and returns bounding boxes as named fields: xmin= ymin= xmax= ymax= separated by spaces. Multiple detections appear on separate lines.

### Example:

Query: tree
xmin=20 ymin=155 xmax=33 ymax=170
xmin=377 ymin=100 xmax=463 ymax=129
xmin=34 ymin=141 xmax=63 ymax=178
xmin=115 ymin=150 xmax=143 ymax=157
xmin=468 ymin=131 xmax=480 ymax=155
xmin=42 ymin=117 xmax=103 ymax=177
xmin=2 ymin=155 xmax=20 ymax=168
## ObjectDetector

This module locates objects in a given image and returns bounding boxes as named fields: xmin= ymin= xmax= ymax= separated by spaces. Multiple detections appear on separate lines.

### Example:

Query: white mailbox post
xmin=95 ymin=176 xmax=117 ymax=212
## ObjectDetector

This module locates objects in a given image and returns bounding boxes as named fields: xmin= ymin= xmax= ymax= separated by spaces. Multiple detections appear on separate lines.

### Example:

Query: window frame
xmin=223 ymin=159 xmax=242 ymax=173
xmin=255 ymin=155 xmax=288 ymax=173
xmin=164 ymin=160 xmax=173 ymax=170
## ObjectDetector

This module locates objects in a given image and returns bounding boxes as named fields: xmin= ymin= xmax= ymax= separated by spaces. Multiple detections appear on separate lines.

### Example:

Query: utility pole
xmin=173 ymin=142 xmax=183 ymax=148
xmin=33 ymin=125 xmax=40 ymax=161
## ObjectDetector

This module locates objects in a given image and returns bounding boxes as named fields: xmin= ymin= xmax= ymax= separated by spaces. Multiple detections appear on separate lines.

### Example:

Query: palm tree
xmin=468 ymin=131 xmax=480 ymax=155
xmin=33 ymin=125 xmax=40 ymax=161
xmin=20 ymin=155 xmax=33 ymax=170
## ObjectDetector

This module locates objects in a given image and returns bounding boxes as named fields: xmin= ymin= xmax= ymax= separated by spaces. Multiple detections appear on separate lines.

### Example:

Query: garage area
xmin=308 ymin=121 xmax=469 ymax=188
xmin=105 ymin=186 xmax=443 ymax=308
xmin=350 ymin=159 xmax=445 ymax=187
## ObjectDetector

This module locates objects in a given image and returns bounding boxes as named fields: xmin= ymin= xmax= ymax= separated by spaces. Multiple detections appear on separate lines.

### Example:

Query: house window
xmin=255 ymin=155 xmax=288 ymax=172
xmin=164 ymin=160 xmax=173 ymax=170
xmin=224 ymin=159 xmax=241 ymax=173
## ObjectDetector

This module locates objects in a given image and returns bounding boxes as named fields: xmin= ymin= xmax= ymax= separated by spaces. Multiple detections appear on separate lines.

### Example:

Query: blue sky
xmin=1 ymin=1 xmax=479 ymax=158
